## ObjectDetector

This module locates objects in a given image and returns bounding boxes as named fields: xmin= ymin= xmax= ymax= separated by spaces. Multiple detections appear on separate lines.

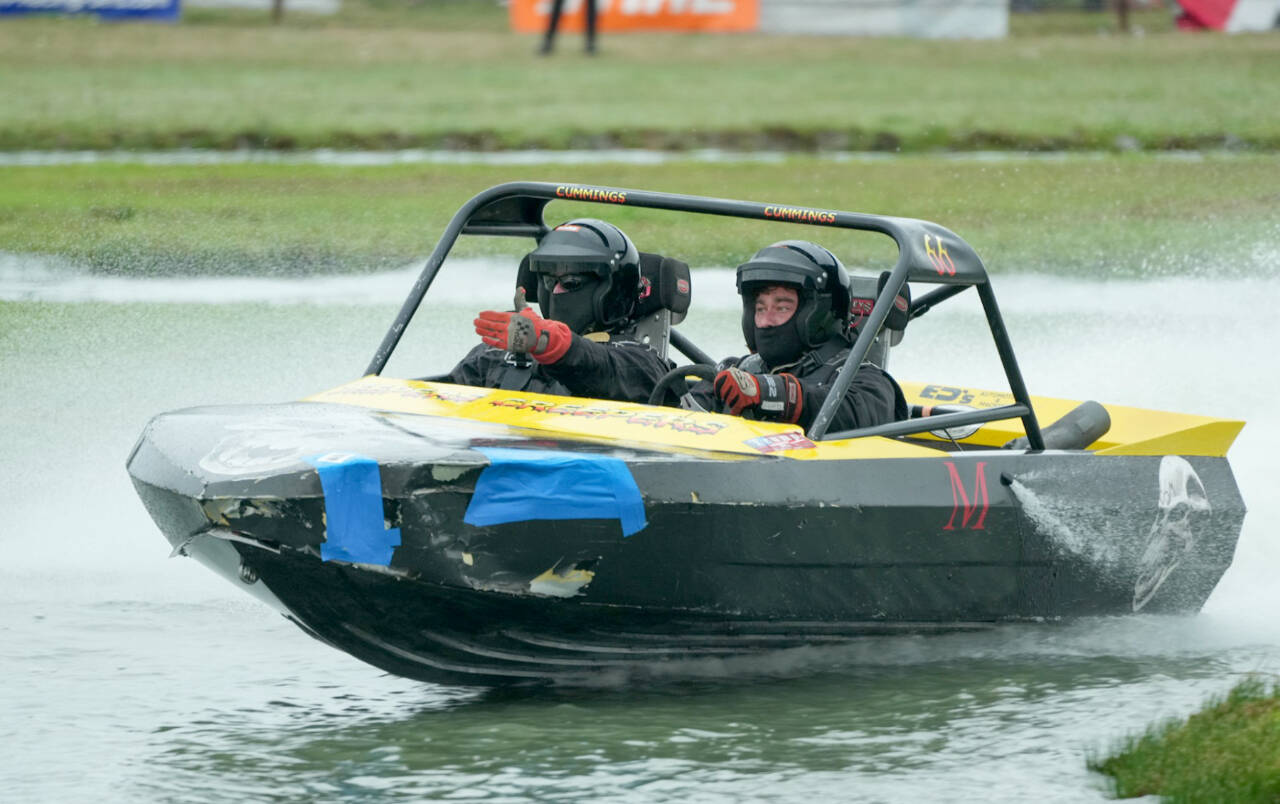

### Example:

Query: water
xmin=2 ymin=257 xmax=1279 ymax=802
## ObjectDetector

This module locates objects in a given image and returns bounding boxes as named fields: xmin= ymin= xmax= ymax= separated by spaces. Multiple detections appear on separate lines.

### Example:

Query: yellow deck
xmin=898 ymin=381 xmax=1244 ymax=457
xmin=306 ymin=375 xmax=1243 ymax=461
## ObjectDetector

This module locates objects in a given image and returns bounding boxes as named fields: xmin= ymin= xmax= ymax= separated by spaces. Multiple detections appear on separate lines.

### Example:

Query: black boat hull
xmin=128 ymin=400 xmax=1245 ymax=685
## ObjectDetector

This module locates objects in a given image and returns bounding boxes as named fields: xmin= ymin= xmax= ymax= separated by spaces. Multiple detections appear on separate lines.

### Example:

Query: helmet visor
xmin=539 ymin=272 xmax=599 ymax=295
xmin=737 ymin=261 xmax=825 ymax=292
xmin=528 ymin=258 xmax=613 ymax=279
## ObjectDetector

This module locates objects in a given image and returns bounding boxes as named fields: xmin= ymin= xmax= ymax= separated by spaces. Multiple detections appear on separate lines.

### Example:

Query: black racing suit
xmin=429 ymin=327 xmax=673 ymax=404
xmin=690 ymin=337 xmax=907 ymax=432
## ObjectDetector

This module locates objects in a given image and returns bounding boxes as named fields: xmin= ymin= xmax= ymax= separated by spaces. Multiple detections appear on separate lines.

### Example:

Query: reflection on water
xmin=2 ymin=264 xmax=1278 ymax=802
xmin=117 ymin=613 xmax=1280 ymax=801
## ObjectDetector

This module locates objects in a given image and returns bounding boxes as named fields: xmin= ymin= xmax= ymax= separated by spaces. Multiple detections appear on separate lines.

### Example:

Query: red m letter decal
xmin=944 ymin=461 xmax=989 ymax=531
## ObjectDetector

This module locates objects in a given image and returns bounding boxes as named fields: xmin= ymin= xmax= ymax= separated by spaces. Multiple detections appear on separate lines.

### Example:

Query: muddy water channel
xmin=2 ymin=258 xmax=1278 ymax=802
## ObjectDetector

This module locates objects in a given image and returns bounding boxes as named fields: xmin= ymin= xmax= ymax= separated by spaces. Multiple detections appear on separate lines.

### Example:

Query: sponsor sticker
xmin=763 ymin=205 xmax=837 ymax=224
xmin=510 ymin=0 xmax=758 ymax=33
xmin=745 ymin=432 xmax=816 ymax=453
xmin=554 ymin=185 xmax=628 ymax=204
xmin=489 ymin=397 xmax=728 ymax=436
xmin=1 ymin=0 xmax=179 ymax=17
xmin=418 ymin=385 xmax=490 ymax=404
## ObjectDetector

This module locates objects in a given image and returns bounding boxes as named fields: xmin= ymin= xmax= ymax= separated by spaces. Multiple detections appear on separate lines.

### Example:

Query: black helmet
xmin=736 ymin=240 xmax=852 ymax=359
xmin=525 ymin=219 xmax=641 ymax=333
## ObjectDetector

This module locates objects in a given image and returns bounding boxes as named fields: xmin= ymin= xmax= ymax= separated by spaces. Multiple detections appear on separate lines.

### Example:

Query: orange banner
xmin=510 ymin=0 xmax=758 ymax=33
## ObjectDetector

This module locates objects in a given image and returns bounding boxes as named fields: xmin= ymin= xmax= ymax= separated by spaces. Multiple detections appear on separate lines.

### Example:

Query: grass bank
xmin=3 ymin=155 xmax=1277 ymax=277
xmin=1090 ymin=678 xmax=1280 ymax=801
xmin=3 ymin=9 xmax=1278 ymax=153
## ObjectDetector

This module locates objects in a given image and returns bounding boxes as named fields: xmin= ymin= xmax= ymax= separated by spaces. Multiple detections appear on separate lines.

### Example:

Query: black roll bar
xmin=365 ymin=184 xmax=554 ymax=378
xmin=366 ymin=181 xmax=1044 ymax=450
xmin=910 ymin=284 xmax=970 ymax=320
xmin=823 ymin=404 xmax=1030 ymax=441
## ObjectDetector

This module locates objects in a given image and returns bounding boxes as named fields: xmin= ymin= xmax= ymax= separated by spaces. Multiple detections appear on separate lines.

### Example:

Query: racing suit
xmin=431 ymin=327 xmax=673 ymax=404
xmin=690 ymin=337 xmax=907 ymax=432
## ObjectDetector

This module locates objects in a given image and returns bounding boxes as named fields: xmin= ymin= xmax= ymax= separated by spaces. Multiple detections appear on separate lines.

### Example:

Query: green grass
xmin=178 ymin=0 xmax=513 ymax=31
xmin=3 ymin=155 xmax=1277 ymax=277
xmin=1090 ymin=678 xmax=1280 ymax=801
xmin=2 ymin=10 xmax=1276 ymax=152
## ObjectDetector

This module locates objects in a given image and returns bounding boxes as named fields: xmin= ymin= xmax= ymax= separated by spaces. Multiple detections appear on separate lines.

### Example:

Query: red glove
xmin=474 ymin=308 xmax=573 ymax=364
xmin=713 ymin=367 xmax=803 ymax=423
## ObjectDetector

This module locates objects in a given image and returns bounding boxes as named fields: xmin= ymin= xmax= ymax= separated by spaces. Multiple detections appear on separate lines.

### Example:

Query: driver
xmin=431 ymin=218 xmax=674 ymax=402
xmin=690 ymin=240 xmax=907 ymax=431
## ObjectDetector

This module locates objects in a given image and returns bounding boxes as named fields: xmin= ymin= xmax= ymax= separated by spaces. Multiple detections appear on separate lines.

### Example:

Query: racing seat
xmin=848 ymin=271 xmax=910 ymax=369
xmin=630 ymin=252 xmax=692 ymax=361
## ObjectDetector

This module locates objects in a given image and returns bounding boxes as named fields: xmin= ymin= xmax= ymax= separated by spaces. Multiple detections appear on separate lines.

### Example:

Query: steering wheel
xmin=648 ymin=364 xmax=718 ymax=409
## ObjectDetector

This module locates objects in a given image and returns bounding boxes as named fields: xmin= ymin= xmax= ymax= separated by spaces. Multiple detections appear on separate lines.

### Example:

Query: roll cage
xmin=367 ymin=181 xmax=1045 ymax=450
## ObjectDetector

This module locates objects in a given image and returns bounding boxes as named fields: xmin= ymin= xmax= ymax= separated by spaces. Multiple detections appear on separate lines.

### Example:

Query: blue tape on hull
xmin=464 ymin=448 xmax=647 ymax=537
xmin=305 ymin=453 xmax=401 ymax=566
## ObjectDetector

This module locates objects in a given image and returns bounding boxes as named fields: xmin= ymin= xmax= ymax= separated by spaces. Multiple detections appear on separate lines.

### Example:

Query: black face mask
xmin=543 ymin=277 xmax=599 ymax=334
xmin=755 ymin=322 xmax=806 ymax=370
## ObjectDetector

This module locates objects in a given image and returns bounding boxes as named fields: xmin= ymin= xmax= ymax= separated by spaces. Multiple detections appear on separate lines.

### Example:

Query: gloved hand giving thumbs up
xmin=474 ymin=295 xmax=573 ymax=365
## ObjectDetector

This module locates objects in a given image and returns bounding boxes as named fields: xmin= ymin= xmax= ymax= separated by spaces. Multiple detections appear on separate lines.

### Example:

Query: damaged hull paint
xmin=127 ymin=397 xmax=1245 ymax=686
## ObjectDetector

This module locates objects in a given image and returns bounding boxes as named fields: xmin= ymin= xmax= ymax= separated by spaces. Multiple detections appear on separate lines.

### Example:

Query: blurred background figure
xmin=540 ymin=0 xmax=597 ymax=54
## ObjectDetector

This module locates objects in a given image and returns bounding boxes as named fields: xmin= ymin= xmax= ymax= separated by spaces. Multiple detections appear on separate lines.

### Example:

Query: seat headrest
xmin=876 ymin=271 xmax=911 ymax=333
xmin=637 ymin=252 xmax=692 ymax=324
xmin=848 ymin=272 xmax=910 ymax=343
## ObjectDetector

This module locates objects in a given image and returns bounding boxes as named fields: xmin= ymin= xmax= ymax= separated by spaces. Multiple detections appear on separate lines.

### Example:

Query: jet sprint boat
xmin=127 ymin=182 xmax=1246 ymax=685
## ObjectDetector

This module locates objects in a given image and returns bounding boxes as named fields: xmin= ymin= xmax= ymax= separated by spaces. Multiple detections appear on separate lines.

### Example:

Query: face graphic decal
xmin=1133 ymin=455 xmax=1211 ymax=612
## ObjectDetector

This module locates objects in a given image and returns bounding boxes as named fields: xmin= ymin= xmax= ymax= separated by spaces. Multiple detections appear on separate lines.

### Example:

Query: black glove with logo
xmin=712 ymin=368 xmax=803 ymax=423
